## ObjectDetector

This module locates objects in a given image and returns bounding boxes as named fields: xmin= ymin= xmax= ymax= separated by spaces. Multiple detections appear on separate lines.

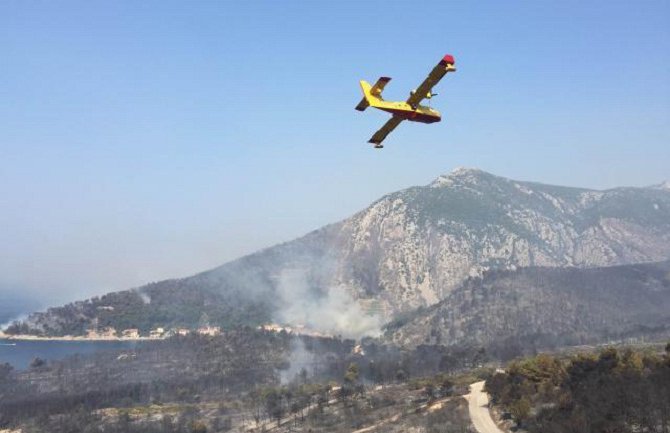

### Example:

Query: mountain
xmin=6 ymin=168 xmax=670 ymax=337
xmin=384 ymin=260 xmax=670 ymax=354
xmin=329 ymin=168 xmax=670 ymax=312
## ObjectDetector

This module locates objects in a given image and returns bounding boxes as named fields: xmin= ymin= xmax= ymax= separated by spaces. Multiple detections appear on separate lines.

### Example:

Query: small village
xmin=0 ymin=325 xmax=222 ymax=341
xmin=59 ymin=321 xmax=328 ymax=341
xmin=1 ymin=322 xmax=330 ymax=342
xmin=85 ymin=324 xmax=223 ymax=340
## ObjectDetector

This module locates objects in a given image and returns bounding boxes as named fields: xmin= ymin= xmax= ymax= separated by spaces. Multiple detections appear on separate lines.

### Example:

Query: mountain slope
xmin=6 ymin=168 xmax=670 ymax=337
xmin=385 ymin=260 xmax=670 ymax=352
xmin=334 ymin=168 xmax=670 ymax=312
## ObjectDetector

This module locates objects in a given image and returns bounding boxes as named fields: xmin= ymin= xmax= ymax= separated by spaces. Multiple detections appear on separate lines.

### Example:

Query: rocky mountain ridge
xmin=6 ymin=168 xmax=670 ymax=338
xmin=334 ymin=168 xmax=670 ymax=313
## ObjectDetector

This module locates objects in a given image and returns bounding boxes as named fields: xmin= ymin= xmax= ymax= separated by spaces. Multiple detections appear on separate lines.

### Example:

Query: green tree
xmin=298 ymin=367 xmax=308 ymax=384
xmin=510 ymin=397 xmax=531 ymax=424
xmin=263 ymin=388 xmax=284 ymax=427
xmin=0 ymin=362 xmax=13 ymax=382
xmin=30 ymin=357 xmax=46 ymax=369
xmin=190 ymin=420 xmax=208 ymax=433
xmin=344 ymin=363 xmax=360 ymax=384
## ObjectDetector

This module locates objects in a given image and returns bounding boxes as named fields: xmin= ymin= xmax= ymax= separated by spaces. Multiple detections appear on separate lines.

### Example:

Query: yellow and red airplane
xmin=355 ymin=54 xmax=456 ymax=148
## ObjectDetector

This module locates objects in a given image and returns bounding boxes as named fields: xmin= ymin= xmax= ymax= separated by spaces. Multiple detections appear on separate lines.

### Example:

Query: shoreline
xmin=0 ymin=332 xmax=161 ymax=342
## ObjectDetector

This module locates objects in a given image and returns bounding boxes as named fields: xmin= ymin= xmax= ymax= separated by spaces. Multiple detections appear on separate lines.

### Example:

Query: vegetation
xmin=485 ymin=344 xmax=670 ymax=433
xmin=4 ymin=320 xmax=670 ymax=432
xmin=387 ymin=260 xmax=670 ymax=357
xmin=5 ymin=284 xmax=273 ymax=336
xmin=0 ymin=330 xmax=487 ymax=432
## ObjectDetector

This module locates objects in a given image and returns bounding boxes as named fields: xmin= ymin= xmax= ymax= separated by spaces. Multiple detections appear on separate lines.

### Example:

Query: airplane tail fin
xmin=355 ymin=80 xmax=373 ymax=111
xmin=355 ymin=77 xmax=389 ymax=111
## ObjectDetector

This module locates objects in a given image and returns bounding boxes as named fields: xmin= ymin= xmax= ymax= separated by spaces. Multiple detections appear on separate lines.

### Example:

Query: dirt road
xmin=464 ymin=381 xmax=504 ymax=433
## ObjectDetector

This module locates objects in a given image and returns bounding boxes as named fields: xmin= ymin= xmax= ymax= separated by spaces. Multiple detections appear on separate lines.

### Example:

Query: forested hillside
xmin=485 ymin=345 xmax=670 ymax=433
xmin=387 ymin=260 xmax=670 ymax=354
xmin=5 ymin=283 xmax=272 ymax=336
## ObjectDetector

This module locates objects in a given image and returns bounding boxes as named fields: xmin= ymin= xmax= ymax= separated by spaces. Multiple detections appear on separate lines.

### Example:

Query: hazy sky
xmin=1 ymin=1 xmax=669 ymax=304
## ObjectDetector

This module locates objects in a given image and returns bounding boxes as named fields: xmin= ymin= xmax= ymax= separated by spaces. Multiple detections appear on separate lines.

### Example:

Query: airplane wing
xmin=406 ymin=54 xmax=456 ymax=108
xmin=368 ymin=116 xmax=403 ymax=147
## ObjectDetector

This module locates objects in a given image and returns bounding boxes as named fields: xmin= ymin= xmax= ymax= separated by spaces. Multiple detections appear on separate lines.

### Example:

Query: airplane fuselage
xmin=372 ymin=100 xmax=441 ymax=124
xmin=356 ymin=54 xmax=455 ymax=146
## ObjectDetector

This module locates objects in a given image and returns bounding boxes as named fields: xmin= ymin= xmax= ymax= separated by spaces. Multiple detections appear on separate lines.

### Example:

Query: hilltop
xmin=6 ymin=168 xmax=670 ymax=341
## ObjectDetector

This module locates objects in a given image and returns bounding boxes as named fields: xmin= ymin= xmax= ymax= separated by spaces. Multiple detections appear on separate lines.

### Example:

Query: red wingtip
xmin=441 ymin=54 xmax=455 ymax=65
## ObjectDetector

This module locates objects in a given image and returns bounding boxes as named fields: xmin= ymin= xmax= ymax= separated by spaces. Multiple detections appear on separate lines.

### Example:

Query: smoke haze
xmin=274 ymin=268 xmax=383 ymax=339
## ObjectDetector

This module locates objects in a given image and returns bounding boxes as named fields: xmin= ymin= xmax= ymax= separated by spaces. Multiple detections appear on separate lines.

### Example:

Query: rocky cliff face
xmin=328 ymin=168 xmax=670 ymax=313
xmin=8 ymin=168 xmax=670 ymax=336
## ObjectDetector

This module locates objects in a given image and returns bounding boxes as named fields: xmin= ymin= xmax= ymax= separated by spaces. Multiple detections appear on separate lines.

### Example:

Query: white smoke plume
xmin=0 ymin=312 xmax=31 ymax=332
xmin=274 ymin=268 xmax=383 ymax=339
xmin=280 ymin=338 xmax=314 ymax=384
xmin=138 ymin=291 xmax=151 ymax=304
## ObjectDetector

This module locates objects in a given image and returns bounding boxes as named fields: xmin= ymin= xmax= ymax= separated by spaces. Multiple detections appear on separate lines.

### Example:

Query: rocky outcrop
xmin=329 ymin=168 xmax=670 ymax=313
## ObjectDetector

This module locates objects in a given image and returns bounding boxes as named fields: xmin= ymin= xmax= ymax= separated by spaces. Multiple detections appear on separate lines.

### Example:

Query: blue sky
xmin=1 ymin=1 xmax=669 ymax=303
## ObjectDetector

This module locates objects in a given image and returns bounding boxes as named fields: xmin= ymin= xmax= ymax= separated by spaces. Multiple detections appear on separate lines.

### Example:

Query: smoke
xmin=0 ymin=292 xmax=41 ymax=331
xmin=274 ymin=267 xmax=383 ymax=339
xmin=0 ymin=312 xmax=35 ymax=331
xmin=137 ymin=291 xmax=151 ymax=304
xmin=280 ymin=338 xmax=314 ymax=384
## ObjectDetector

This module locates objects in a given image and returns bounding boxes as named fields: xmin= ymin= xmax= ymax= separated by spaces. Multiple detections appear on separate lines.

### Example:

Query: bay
xmin=0 ymin=338 xmax=139 ymax=370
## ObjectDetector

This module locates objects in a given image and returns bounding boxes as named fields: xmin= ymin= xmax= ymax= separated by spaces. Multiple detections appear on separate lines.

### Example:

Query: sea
xmin=0 ymin=338 xmax=140 ymax=370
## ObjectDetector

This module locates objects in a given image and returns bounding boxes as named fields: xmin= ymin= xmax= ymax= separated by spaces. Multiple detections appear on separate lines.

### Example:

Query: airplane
xmin=355 ymin=54 xmax=456 ymax=148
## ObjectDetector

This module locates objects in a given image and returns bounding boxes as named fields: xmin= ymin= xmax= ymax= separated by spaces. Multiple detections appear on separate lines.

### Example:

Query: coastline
xmin=0 ymin=331 xmax=160 ymax=342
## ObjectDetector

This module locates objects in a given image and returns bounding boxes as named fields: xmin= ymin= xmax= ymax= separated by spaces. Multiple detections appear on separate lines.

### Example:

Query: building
xmin=86 ymin=327 xmax=117 ymax=339
xmin=176 ymin=328 xmax=190 ymax=336
xmin=121 ymin=328 xmax=140 ymax=339
xmin=149 ymin=327 xmax=165 ymax=339
xmin=259 ymin=323 xmax=290 ymax=333
xmin=197 ymin=326 xmax=221 ymax=336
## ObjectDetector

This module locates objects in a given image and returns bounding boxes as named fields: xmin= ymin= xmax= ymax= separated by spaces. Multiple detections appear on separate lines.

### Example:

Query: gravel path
xmin=465 ymin=381 xmax=505 ymax=433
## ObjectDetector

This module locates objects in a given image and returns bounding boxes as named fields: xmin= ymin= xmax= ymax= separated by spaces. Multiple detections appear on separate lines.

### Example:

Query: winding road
xmin=465 ymin=381 xmax=505 ymax=433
